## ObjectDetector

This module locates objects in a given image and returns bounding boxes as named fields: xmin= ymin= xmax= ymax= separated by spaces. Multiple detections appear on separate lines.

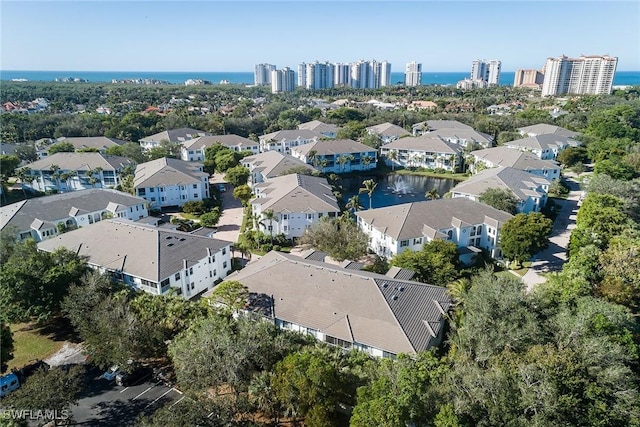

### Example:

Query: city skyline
xmin=1 ymin=1 xmax=639 ymax=72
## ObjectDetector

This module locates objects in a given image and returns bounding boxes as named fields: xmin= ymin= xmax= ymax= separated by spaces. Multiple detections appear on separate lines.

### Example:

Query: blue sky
xmin=1 ymin=1 xmax=638 ymax=72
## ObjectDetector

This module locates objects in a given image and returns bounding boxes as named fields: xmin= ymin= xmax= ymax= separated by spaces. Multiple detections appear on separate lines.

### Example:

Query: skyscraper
xmin=514 ymin=69 xmax=545 ymax=88
xmin=254 ymin=63 xmax=276 ymax=86
xmin=297 ymin=63 xmax=307 ymax=88
xmin=541 ymin=55 xmax=618 ymax=96
xmin=405 ymin=61 xmax=422 ymax=86
xmin=302 ymin=61 xmax=335 ymax=90
xmin=486 ymin=60 xmax=502 ymax=86
xmin=470 ymin=59 xmax=501 ymax=86
xmin=271 ymin=68 xmax=296 ymax=94
xmin=333 ymin=63 xmax=351 ymax=87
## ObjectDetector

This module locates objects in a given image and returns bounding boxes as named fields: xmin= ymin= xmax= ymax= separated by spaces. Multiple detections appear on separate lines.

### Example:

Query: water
xmin=341 ymin=174 xmax=456 ymax=210
xmin=2 ymin=70 xmax=638 ymax=86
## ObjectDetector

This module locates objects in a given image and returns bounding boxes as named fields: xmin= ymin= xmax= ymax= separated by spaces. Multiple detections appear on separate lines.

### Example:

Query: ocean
xmin=1 ymin=70 xmax=639 ymax=87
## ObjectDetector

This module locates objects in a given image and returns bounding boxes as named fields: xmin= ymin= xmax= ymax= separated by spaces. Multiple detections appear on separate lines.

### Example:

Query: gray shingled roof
xmin=293 ymin=139 xmax=376 ymax=157
xmin=140 ymin=128 xmax=209 ymax=144
xmin=252 ymin=174 xmax=340 ymax=214
xmin=213 ymin=251 xmax=451 ymax=356
xmin=428 ymin=128 xmax=493 ymax=144
xmin=38 ymin=219 xmax=232 ymax=282
xmin=22 ymin=153 xmax=134 ymax=172
xmin=134 ymin=157 xmax=207 ymax=188
xmin=382 ymin=135 xmax=463 ymax=154
xmin=243 ymin=151 xmax=315 ymax=178
xmin=355 ymin=198 xmax=513 ymax=240
xmin=451 ymin=167 xmax=549 ymax=201
xmin=506 ymin=134 xmax=578 ymax=151
xmin=471 ymin=147 xmax=560 ymax=172
xmin=182 ymin=134 xmax=257 ymax=150
xmin=57 ymin=136 xmax=126 ymax=151
xmin=366 ymin=122 xmax=411 ymax=137
xmin=518 ymin=124 xmax=580 ymax=138
xmin=298 ymin=120 xmax=341 ymax=134
xmin=260 ymin=129 xmax=323 ymax=141
xmin=0 ymin=189 xmax=146 ymax=233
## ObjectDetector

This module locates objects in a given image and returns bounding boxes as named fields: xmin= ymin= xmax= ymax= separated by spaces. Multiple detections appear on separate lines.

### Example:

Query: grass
xmin=509 ymin=261 xmax=532 ymax=276
xmin=7 ymin=323 xmax=64 ymax=370
xmin=395 ymin=169 xmax=469 ymax=181
xmin=178 ymin=212 xmax=201 ymax=220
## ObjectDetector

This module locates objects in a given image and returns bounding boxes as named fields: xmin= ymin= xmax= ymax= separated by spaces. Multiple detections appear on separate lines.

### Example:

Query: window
xmin=191 ymin=282 xmax=195 ymax=290
xmin=447 ymin=230 xmax=453 ymax=240
xmin=209 ymin=271 xmax=212 ymax=277
xmin=150 ymin=197 xmax=156 ymax=202
xmin=213 ymin=269 xmax=217 ymax=276
xmin=161 ymin=197 xmax=166 ymax=202
xmin=194 ymin=194 xmax=199 ymax=198
xmin=413 ymin=238 xmax=422 ymax=245
xmin=306 ymin=213 xmax=313 ymax=220
xmin=222 ymin=248 xmax=226 ymax=255
xmin=193 ymin=184 xmax=197 ymax=189
xmin=180 ymin=185 xmax=185 ymax=190
xmin=150 ymin=188 xmax=155 ymax=193
xmin=223 ymin=261 xmax=227 ymax=269
xmin=138 ymin=189 xmax=146 ymax=196
xmin=189 ymin=267 xmax=193 ymax=275
xmin=182 ymin=195 xmax=186 ymax=200
xmin=284 ymin=226 xmax=288 ymax=231
xmin=175 ymin=273 xmax=180 ymax=281
xmin=477 ymin=225 xmax=483 ymax=235
xmin=400 ymin=240 xmax=409 ymax=247
xmin=282 ymin=214 xmax=288 ymax=220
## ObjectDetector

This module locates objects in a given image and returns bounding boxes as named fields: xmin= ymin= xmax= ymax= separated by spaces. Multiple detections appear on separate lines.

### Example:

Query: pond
xmin=340 ymin=173 xmax=457 ymax=209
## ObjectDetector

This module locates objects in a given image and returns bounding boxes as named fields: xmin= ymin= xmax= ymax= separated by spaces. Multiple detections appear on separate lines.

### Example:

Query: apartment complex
xmin=541 ymin=55 xmax=617 ymax=96
xmin=471 ymin=59 xmax=502 ymax=86
xmin=513 ymin=69 xmax=545 ymax=88
xmin=271 ymin=67 xmax=296 ymax=93
xmin=405 ymin=61 xmax=422 ymax=86
xmin=254 ymin=63 xmax=276 ymax=86
xmin=294 ymin=59 xmax=392 ymax=90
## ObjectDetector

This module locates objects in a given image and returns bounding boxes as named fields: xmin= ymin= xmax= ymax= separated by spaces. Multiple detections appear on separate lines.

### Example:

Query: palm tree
xmin=425 ymin=188 xmax=440 ymax=200
xmin=49 ymin=164 xmax=61 ymax=191
xmin=346 ymin=195 xmax=363 ymax=213
xmin=359 ymin=179 xmax=377 ymax=210
xmin=336 ymin=155 xmax=349 ymax=173
xmin=387 ymin=150 xmax=398 ymax=171
xmin=15 ymin=167 xmax=32 ymax=198
xmin=361 ymin=155 xmax=375 ymax=170
xmin=260 ymin=209 xmax=278 ymax=245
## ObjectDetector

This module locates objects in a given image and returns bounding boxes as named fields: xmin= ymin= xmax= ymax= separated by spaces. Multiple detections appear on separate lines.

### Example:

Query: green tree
xmin=390 ymin=239 xmax=460 ymax=286
xmin=0 ymin=155 xmax=21 ymax=177
xmin=0 ymin=320 xmax=14 ymax=373
xmin=233 ymin=184 xmax=253 ymax=207
xmin=14 ymin=145 xmax=38 ymax=163
xmin=556 ymin=146 xmax=588 ymax=167
xmin=260 ymin=209 xmax=279 ymax=245
xmin=199 ymin=208 xmax=222 ymax=228
xmin=224 ymin=165 xmax=250 ymax=186
xmin=360 ymin=133 xmax=383 ymax=149
xmin=147 ymin=140 xmax=180 ymax=160
xmin=478 ymin=187 xmax=519 ymax=214
xmin=594 ymin=158 xmax=637 ymax=180
xmin=425 ymin=188 xmax=440 ymax=200
xmin=346 ymin=195 xmax=363 ymax=213
xmin=359 ymin=179 xmax=377 ymax=209
xmin=47 ymin=141 xmax=75 ymax=154
xmin=300 ymin=216 xmax=369 ymax=262
xmin=500 ymin=212 xmax=553 ymax=267
xmin=206 ymin=280 xmax=249 ymax=316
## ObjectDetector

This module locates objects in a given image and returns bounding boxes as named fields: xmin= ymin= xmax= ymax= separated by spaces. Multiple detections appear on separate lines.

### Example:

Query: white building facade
xmin=541 ymin=55 xmax=618 ymax=96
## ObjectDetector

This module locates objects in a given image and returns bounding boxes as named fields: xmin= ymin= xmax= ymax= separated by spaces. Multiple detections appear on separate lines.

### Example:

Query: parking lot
xmin=70 ymin=367 xmax=184 ymax=426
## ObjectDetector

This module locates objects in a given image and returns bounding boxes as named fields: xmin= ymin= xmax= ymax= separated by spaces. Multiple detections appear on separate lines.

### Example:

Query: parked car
xmin=115 ymin=366 xmax=151 ymax=386
xmin=218 ymin=183 xmax=226 ymax=192
xmin=0 ymin=373 xmax=20 ymax=398
xmin=103 ymin=365 xmax=120 ymax=381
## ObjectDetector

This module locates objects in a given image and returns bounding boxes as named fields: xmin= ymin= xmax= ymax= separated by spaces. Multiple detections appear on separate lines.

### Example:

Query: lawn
xmin=7 ymin=323 xmax=64 ymax=370
xmin=396 ymin=169 xmax=469 ymax=181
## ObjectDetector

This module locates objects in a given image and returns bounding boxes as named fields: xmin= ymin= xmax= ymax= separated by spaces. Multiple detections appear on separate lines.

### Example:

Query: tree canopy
xmin=478 ymin=187 xmax=519 ymax=215
xmin=299 ymin=216 xmax=369 ymax=262
xmin=500 ymin=212 xmax=553 ymax=266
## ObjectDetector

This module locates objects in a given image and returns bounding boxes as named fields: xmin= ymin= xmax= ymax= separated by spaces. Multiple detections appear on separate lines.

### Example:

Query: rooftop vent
xmin=382 ymin=281 xmax=389 ymax=288
xmin=391 ymin=295 xmax=398 ymax=301
xmin=167 ymin=243 xmax=174 ymax=247
xmin=399 ymin=287 xmax=405 ymax=292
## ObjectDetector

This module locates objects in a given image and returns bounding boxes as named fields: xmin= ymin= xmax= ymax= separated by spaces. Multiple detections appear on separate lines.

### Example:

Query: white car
xmin=103 ymin=366 xmax=119 ymax=381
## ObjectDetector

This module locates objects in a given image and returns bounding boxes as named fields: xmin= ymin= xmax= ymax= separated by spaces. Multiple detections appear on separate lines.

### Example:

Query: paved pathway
xmin=521 ymin=176 xmax=583 ymax=290
xmin=210 ymin=182 xmax=243 ymax=244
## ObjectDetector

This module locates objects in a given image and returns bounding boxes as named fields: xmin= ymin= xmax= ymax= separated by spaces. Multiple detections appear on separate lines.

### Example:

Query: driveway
xmin=522 ymin=176 xmax=582 ymax=290
xmin=209 ymin=178 xmax=243 ymax=244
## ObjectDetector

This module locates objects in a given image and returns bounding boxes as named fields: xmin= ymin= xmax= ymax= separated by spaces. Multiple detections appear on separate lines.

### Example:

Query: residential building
xmin=355 ymin=198 xmax=513 ymax=259
xmin=513 ymin=69 xmax=545 ymax=88
xmin=412 ymin=120 xmax=493 ymax=148
xmin=38 ymin=219 xmax=232 ymax=300
xmin=300 ymin=61 xmax=335 ymax=90
xmin=505 ymin=134 xmax=579 ymax=160
xmin=251 ymin=174 xmax=340 ymax=239
xmin=541 ymin=55 xmax=617 ymax=96
xmin=349 ymin=60 xmax=391 ymax=89
xmin=19 ymin=152 xmax=134 ymax=193
xmin=407 ymin=101 xmax=437 ymax=112
xmin=254 ymin=63 xmax=276 ymax=86
xmin=366 ymin=122 xmax=411 ymax=144
xmin=469 ymin=146 xmax=561 ymax=181
xmin=297 ymin=120 xmax=340 ymax=139
xmin=242 ymin=151 xmax=316 ymax=187
xmin=259 ymin=129 xmax=322 ymax=154
xmin=207 ymin=251 xmax=452 ymax=358
xmin=456 ymin=78 xmax=488 ymax=90
xmin=134 ymin=157 xmax=209 ymax=209
xmin=139 ymin=128 xmax=210 ymax=151
xmin=380 ymin=135 xmax=463 ymax=172
xmin=180 ymin=134 xmax=259 ymax=161
xmin=451 ymin=167 xmax=550 ymax=213
xmin=405 ymin=61 xmax=422 ymax=86
xmin=333 ymin=63 xmax=351 ymax=86
xmin=291 ymin=139 xmax=378 ymax=174
xmin=0 ymin=189 xmax=148 ymax=242
xmin=50 ymin=136 xmax=126 ymax=154
xmin=517 ymin=124 xmax=580 ymax=139
xmin=470 ymin=59 xmax=501 ymax=85
xmin=271 ymin=67 xmax=296 ymax=93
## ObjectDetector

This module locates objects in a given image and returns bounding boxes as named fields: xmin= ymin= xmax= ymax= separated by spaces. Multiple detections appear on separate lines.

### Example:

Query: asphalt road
xmin=69 ymin=367 xmax=183 ymax=426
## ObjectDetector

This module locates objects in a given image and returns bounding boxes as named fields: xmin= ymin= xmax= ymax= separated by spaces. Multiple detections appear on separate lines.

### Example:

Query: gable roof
xmin=382 ymin=135 xmax=463 ymax=154
xmin=293 ymin=139 xmax=376 ymax=157
xmin=471 ymin=146 xmax=560 ymax=172
xmin=260 ymin=129 xmax=323 ymax=142
xmin=506 ymin=134 xmax=578 ymax=152
xmin=355 ymin=198 xmax=513 ymax=240
xmin=22 ymin=152 xmax=134 ymax=172
xmin=183 ymin=134 xmax=257 ymax=150
xmin=366 ymin=122 xmax=411 ymax=137
xmin=215 ymin=251 xmax=452 ymax=356
xmin=427 ymin=127 xmax=493 ymax=144
xmin=243 ymin=151 xmax=315 ymax=178
xmin=518 ymin=124 xmax=580 ymax=138
xmin=253 ymin=174 xmax=340 ymax=214
xmin=452 ymin=167 xmax=549 ymax=201
xmin=56 ymin=136 xmax=126 ymax=151
xmin=38 ymin=219 xmax=231 ymax=282
xmin=298 ymin=120 xmax=340 ymax=134
xmin=140 ymin=128 xmax=210 ymax=144
xmin=415 ymin=120 xmax=474 ymax=131
xmin=0 ymin=189 xmax=146 ymax=233
xmin=134 ymin=157 xmax=207 ymax=188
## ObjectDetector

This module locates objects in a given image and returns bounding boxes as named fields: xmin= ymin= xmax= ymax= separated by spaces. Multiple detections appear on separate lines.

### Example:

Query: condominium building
xmin=405 ymin=61 xmax=422 ymax=86
xmin=334 ymin=63 xmax=351 ymax=86
xmin=470 ymin=59 xmax=501 ymax=86
xmin=514 ymin=69 xmax=545 ymax=88
xmin=271 ymin=67 xmax=296 ymax=93
xmin=300 ymin=61 xmax=335 ymax=90
xmin=350 ymin=60 xmax=391 ymax=89
xmin=541 ymin=55 xmax=617 ymax=96
xmin=254 ymin=63 xmax=276 ymax=86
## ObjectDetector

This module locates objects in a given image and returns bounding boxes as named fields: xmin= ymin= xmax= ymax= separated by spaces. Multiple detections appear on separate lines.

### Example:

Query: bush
xmin=261 ymin=244 xmax=273 ymax=253
xmin=182 ymin=201 xmax=205 ymax=215
xmin=272 ymin=245 xmax=282 ymax=251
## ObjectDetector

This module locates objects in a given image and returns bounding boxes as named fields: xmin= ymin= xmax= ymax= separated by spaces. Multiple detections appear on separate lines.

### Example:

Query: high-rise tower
xmin=405 ymin=61 xmax=422 ymax=86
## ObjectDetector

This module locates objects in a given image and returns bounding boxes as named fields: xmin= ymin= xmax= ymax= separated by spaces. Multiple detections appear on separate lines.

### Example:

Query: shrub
xmin=182 ymin=201 xmax=205 ymax=215
xmin=272 ymin=245 xmax=282 ymax=251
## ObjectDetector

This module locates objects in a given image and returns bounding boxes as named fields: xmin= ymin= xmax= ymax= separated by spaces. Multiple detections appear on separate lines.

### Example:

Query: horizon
xmin=3 ymin=69 xmax=640 ymax=73
xmin=2 ymin=1 xmax=638 ymax=72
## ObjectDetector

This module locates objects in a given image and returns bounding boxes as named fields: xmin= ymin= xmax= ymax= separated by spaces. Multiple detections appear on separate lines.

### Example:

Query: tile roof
xmin=471 ymin=147 xmax=560 ymax=172
xmin=140 ymin=128 xmax=210 ymax=144
xmin=183 ymin=134 xmax=257 ymax=150
xmin=355 ymin=198 xmax=513 ymax=240
xmin=243 ymin=151 xmax=315 ymax=178
xmin=216 ymin=251 xmax=452 ymax=355
xmin=22 ymin=152 xmax=134 ymax=172
xmin=252 ymin=174 xmax=340 ymax=214
xmin=134 ymin=157 xmax=207 ymax=188
xmin=38 ymin=219 xmax=231 ymax=282
xmin=451 ymin=167 xmax=549 ymax=201
xmin=0 ymin=189 xmax=146 ymax=233
xmin=293 ymin=139 xmax=376 ymax=157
